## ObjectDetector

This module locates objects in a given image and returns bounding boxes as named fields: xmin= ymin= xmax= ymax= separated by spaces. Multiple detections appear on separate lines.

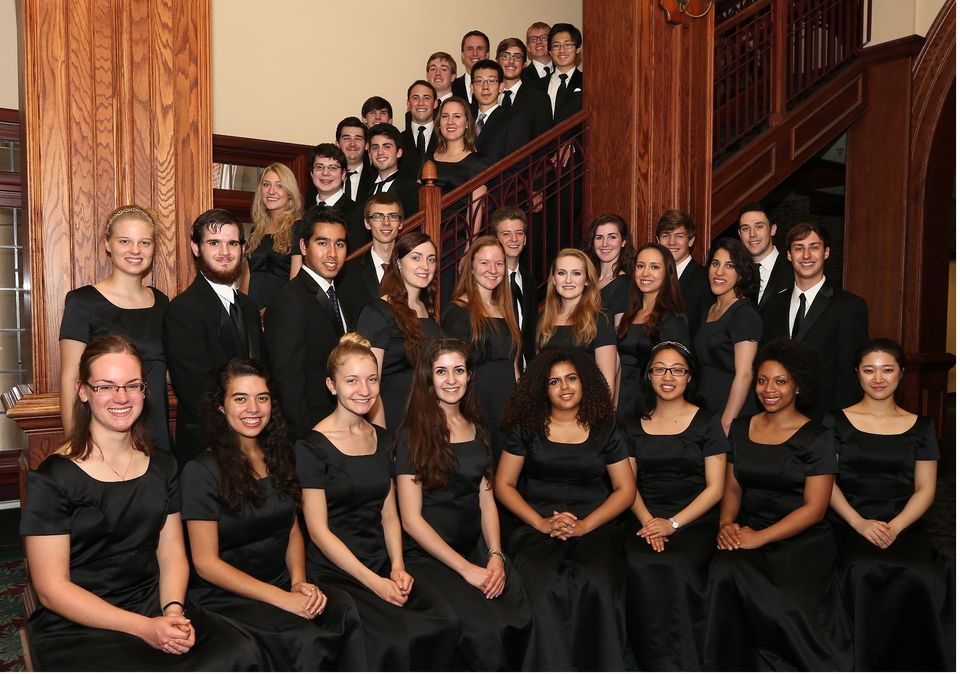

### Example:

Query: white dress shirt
xmin=789 ymin=275 xmax=826 ymax=336
xmin=316 ymin=187 xmax=345 ymax=207
xmin=203 ymin=276 xmax=239 ymax=313
xmin=547 ymin=66 xmax=579 ymax=113
xmin=301 ymin=264 xmax=347 ymax=334
xmin=371 ymin=248 xmax=388 ymax=283
xmin=756 ymin=247 xmax=780 ymax=301
xmin=675 ymin=254 xmax=693 ymax=278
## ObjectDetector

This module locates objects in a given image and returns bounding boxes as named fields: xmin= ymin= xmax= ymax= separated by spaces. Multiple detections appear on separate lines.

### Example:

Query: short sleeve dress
xmin=441 ymin=302 xmax=517 ymax=458
xmin=621 ymin=408 xmax=728 ymax=670
xmin=703 ymin=418 xmax=853 ymax=671
xmin=181 ymin=452 xmax=365 ymax=671
xmin=823 ymin=412 xmax=954 ymax=671
xmin=60 ymin=285 xmax=171 ymax=452
xmin=20 ymin=451 xmax=264 ymax=671
xmin=246 ymin=233 xmax=294 ymax=310
xmin=599 ymin=274 xmax=630 ymax=317
xmin=394 ymin=430 xmax=533 ymax=670
xmin=295 ymin=427 xmax=460 ymax=671
xmin=541 ymin=309 xmax=617 ymax=355
xmin=356 ymin=298 xmax=443 ymax=435
xmin=694 ymin=297 xmax=762 ymax=417
xmin=501 ymin=422 xmax=630 ymax=671
xmin=616 ymin=311 xmax=690 ymax=417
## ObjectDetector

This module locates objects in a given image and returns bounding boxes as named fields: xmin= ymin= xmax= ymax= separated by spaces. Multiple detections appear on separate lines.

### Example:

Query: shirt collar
xmin=317 ymin=188 xmax=345 ymax=205
xmin=202 ymin=275 xmax=238 ymax=305
xmin=758 ymin=246 xmax=779 ymax=271
xmin=301 ymin=264 xmax=334 ymax=293
xmin=675 ymin=254 xmax=692 ymax=277
xmin=792 ymin=274 xmax=827 ymax=303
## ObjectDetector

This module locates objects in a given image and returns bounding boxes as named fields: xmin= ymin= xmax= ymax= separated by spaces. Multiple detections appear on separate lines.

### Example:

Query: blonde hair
xmin=537 ymin=248 xmax=603 ymax=348
xmin=326 ymin=332 xmax=377 ymax=379
xmin=451 ymin=236 xmax=520 ymax=353
xmin=105 ymin=205 xmax=157 ymax=239
xmin=249 ymin=163 xmax=303 ymax=256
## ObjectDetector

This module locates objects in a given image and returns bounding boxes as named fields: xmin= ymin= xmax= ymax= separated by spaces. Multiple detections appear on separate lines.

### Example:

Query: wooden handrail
xmin=716 ymin=0 xmax=771 ymax=34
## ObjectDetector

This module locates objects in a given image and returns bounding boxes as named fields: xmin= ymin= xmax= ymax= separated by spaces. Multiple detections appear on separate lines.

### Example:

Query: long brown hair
xmin=66 ymin=335 xmax=153 ymax=460
xmin=618 ymin=242 xmax=685 ymax=340
xmin=451 ymin=236 xmax=520 ymax=353
xmin=433 ymin=97 xmax=478 ymax=154
xmin=379 ymin=231 xmax=438 ymax=364
xmin=248 ymin=163 xmax=303 ymax=255
xmin=399 ymin=338 xmax=491 ymax=491
xmin=537 ymin=248 xmax=603 ymax=348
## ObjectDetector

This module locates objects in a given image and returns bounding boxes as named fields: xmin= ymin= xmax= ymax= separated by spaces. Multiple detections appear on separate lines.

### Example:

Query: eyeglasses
xmin=367 ymin=213 xmax=402 ymax=223
xmin=473 ymin=77 xmax=501 ymax=87
xmin=312 ymin=163 xmax=343 ymax=173
xmin=498 ymin=52 xmax=524 ymax=62
xmin=528 ymin=35 xmax=548 ymax=43
xmin=85 ymin=382 xmax=147 ymax=394
xmin=551 ymin=41 xmax=577 ymax=52
xmin=648 ymin=366 xmax=689 ymax=377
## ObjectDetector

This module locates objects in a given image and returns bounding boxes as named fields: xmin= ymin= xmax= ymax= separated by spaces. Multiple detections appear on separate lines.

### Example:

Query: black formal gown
xmin=541 ymin=308 xmax=617 ymax=355
xmin=356 ymin=298 xmax=443 ymax=435
xmin=694 ymin=298 xmax=762 ymax=418
xmin=616 ymin=311 xmax=690 ymax=418
xmin=441 ymin=303 xmax=517 ymax=459
xmin=394 ymin=431 xmax=534 ymax=670
xmin=703 ymin=418 xmax=853 ymax=671
xmin=60 ymin=285 xmax=171 ymax=452
xmin=20 ymin=452 xmax=264 ymax=671
xmin=502 ymin=422 xmax=630 ymax=671
xmin=181 ymin=452 xmax=365 ymax=671
xmin=246 ymin=233 xmax=294 ymax=309
xmin=622 ymin=408 xmax=728 ymax=670
xmin=824 ymin=412 xmax=954 ymax=671
xmin=599 ymin=274 xmax=630 ymax=318
xmin=295 ymin=428 xmax=460 ymax=671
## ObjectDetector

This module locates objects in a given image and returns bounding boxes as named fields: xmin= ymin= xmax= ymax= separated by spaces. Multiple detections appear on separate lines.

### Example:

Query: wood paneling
xmin=18 ymin=0 xmax=212 ymax=394
xmin=584 ymin=0 xmax=714 ymax=255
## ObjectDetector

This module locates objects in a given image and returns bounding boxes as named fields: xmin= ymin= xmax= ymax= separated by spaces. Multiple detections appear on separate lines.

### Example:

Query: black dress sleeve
xmin=393 ymin=430 xmax=416 ymax=476
xmin=503 ymin=423 xmax=529 ymax=457
xmin=20 ymin=458 xmax=72 ymax=535
xmin=440 ymin=303 xmax=471 ymax=343
xmin=357 ymin=300 xmax=392 ymax=350
xmin=601 ymin=423 xmax=630 ymax=464
xmin=802 ymin=424 xmax=838 ymax=476
xmin=180 ymin=456 xmax=221 ymax=521
xmin=59 ymin=287 xmax=95 ymax=342
xmin=295 ymin=436 xmax=331 ymax=489
xmin=700 ymin=412 xmax=731 ymax=458
xmin=915 ymin=417 xmax=940 ymax=461
xmin=592 ymin=311 xmax=617 ymax=349
xmin=728 ymin=300 xmax=763 ymax=344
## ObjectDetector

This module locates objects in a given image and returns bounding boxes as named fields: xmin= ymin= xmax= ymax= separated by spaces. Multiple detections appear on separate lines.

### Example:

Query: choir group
xmin=18 ymin=18 xmax=954 ymax=674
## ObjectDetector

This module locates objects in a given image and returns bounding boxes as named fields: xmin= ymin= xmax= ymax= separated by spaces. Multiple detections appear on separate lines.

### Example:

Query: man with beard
xmin=163 ymin=208 xmax=263 ymax=468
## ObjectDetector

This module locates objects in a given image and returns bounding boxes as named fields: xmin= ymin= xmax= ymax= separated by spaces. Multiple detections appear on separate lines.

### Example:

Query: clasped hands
xmin=540 ymin=510 xmax=584 ymax=541
xmin=636 ymin=517 xmax=673 ymax=552
xmin=716 ymin=523 xmax=764 ymax=550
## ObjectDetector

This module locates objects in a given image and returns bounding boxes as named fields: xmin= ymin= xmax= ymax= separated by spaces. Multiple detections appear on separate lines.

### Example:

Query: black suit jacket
xmin=451 ymin=75 xmax=479 ymax=114
xmin=263 ymin=269 xmax=352 ymax=439
xmin=550 ymin=68 xmax=583 ymax=125
xmin=399 ymin=127 xmax=439 ymax=181
xmin=508 ymin=83 xmax=552 ymax=142
xmin=521 ymin=62 xmax=550 ymax=88
xmin=761 ymin=281 xmax=869 ymax=417
xmin=755 ymin=250 xmax=794 ymax=311
xmin=338 ymin=251 xmax=382 ymax=327
xmin=353 ymin=161 xmax=376 ymax=204
xmin=475 ymin=106 xmax=515 ymax=163
xmin=513 ymin=264 xmax=539 ymax=370
xmin=678 ymin=259 xmax=712 ymax=338
xmin=163 ymin=275 xmax=263 ymax=467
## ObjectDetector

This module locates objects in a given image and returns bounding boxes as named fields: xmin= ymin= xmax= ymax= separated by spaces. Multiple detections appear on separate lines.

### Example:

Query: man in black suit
xmin=738 ymin=202 xmax=793 ymax=311
xmin=306 ymin=144 xmax=360 ymax=248
xmin=163 ymin=208 xmax=263 ymax=468
xmin=336 ymin=117 xmax=372 ymax=203
xmin=657 ymin=209 xmax=712 ymax=338
xmin=496 ymin=38 xmax=551 ymax=141
xmin=521 ymin=22 xmax=553 ymax=87
xmin=491 ymin=206 xmax=538 ymax=371
xmin=359 ymin=123 xmax=419 ymax=222
xmin=264 ymin=207 xmax=351 ymax=439
xmin=546 ymin=23 xmax=583 ymax=125
xmin=471 ymin=60 xmax=515 ymax=163
xmin=762 ymin=222 xmax=869 ymax=418
xmin=399 ymin=80 xmax=439 ymax=181
xmin=451 ymin=30 xmax=489 ymax=110
xmin=339 ymin=193 xmax=403 ymax=326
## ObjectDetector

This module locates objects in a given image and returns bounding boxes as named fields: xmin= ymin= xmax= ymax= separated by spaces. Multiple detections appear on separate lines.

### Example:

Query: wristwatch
xmin=669 ymin=517 xmax=681 ymax=530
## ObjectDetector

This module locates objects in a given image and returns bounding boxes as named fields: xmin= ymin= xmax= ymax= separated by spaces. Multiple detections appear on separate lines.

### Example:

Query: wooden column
xmin=10 ymin=0 xmax=212 ymax=469
xmin=584 ymin=0 xmax=714 ymax=256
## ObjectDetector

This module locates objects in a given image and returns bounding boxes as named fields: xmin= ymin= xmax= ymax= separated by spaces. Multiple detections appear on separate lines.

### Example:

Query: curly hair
xmin=379 ymin=231 xmax=438 ymax=364
xmin=200 ymin=358 xmax=300 ymax=513
xmin=451 ymin=236 xmax=520 ymax=354
xmin=618 ymin=243 xmax=685 ymax=341
xmin=248 ymin=163 xmax=303 ymax=256
xmin=753 ymin=337 xmax=822 ymax=414
xmin=636 ymin=340 xmax=704 ymax=418
xmin=501 ymin=347 xmax=614 ymax=438
xmin=584 ymin=214 xmax=636 ymax=279
xmin=537 ymin=249 xmax=604 ymax=348
xmin=399 ymin=338 xmax=492 ymax=491
xmin=707 ymin=237 xmax=757 ymax=300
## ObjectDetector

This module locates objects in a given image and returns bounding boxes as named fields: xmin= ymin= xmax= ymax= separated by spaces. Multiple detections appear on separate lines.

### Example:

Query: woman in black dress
xmin=584 ymin=213 xmax=636 ymax=325
xmin=622 ymin=340 xmax=727 ymax=670
xmin=356 ymin=230 xmax=443 ymax=436
xmin=704 ymin=338 xmax=852 ymax=670
xmin=441 ymin=236 xmax=520 ymax=458
xmin=694 ymin=237 xmax=761 ymax=435
xmin=395 ymin=338 xmax=533 ymax=670
xmin=616 ymin=242 xmax=690 ymax=417
xmin=182 ymin=357 xmax=364 ymax=671
xmin=59 ymin=204 xmax=171 ymax=452
xmin=495 ymin=348 xmax=636 ymax=671
xmin=240 ymin=162 xmax=304 ymax=309
xmin=825 ymin=338 xmax=954 ymax=670
xmin=537 ymin=248 xmax=618 ymax=395
xmin=296 ymin=333 xmax=460 ymax=671
xmin=21 ymin=335 xmax=262 ymax=671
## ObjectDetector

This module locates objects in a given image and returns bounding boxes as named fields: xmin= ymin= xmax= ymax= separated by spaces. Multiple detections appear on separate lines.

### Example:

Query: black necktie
xmin=326 ymin=285 xmax=345 ymax=336
xmin=510 ymin=271 xmax=523 ymax=325
xmin=476 ymin=112 xmax=486 ymax=135
xmin=416 ymin=126 xmax=426 ymax=156
xmin=229 ymin=291 xmax=249 ymax=356
xmin=374 ymin=173 xmax=396 ymax=194
xmin=543 ymin=66 xmax=552 ymax=79
xmin=345 ymin=170 xmax=357 ymax=200
xmin=750 ymin=262 xmax=762 ymax=304
xmin=792 ymin=292 xmax=806 ymax=338
xmin=557 ymin=73 xmax=569 ymax=101
xmin=501 ymin=90 xmax=513 ymax=109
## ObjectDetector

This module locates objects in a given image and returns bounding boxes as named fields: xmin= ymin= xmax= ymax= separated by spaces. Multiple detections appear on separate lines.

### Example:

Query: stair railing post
xmin=418 ymin=160 xmax=443 ymax=318
xmin=770 ymin=0 xmax=789 ymax=125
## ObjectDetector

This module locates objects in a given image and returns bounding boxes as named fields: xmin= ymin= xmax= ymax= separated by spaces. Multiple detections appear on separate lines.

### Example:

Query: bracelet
xmin=488 ymin=549 xmax=506 ymax=562
xmin=161 ymin=600 xmax=185 ymax=614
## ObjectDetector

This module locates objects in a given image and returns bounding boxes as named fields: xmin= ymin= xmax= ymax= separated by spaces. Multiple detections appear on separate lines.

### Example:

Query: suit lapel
xmin=360 ymin=254 xmax=380 ymax=298
xmin=194 ymin=275 xmax=242 ymax=357
xmin=796 ymin=282 xmax=834 ymax=341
